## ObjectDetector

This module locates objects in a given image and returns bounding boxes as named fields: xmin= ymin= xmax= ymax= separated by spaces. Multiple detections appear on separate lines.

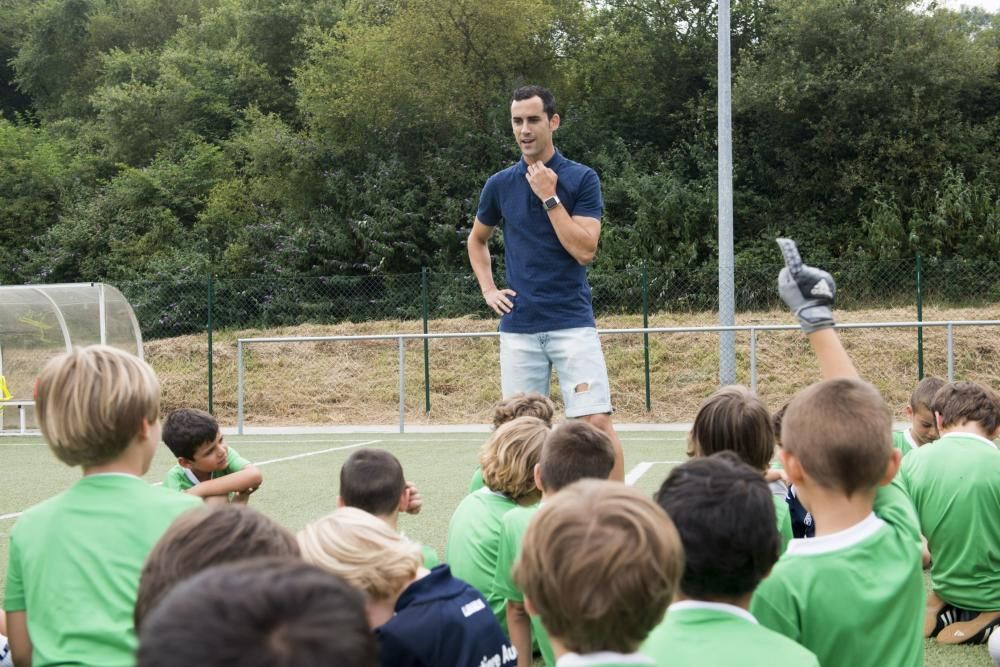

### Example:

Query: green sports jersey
xmin=162 ymin=446 xmax=250 ymax=491
xmin=4 ymin=474 xmax=201 ymax=667
xmin=897 ymin=432 xmax=1000 ymax=610
xmin=555 ymin=652 xmax=656 ymax=666
xmin=420 ymin=542 xmax=441 ymax=569
xmin=446 ymin=487 xmax=518 ymax=630
xmin=642 ymin=602 xmax=819 ymax=667
xmin=492 ymin=505 xmax=555 ymax=666
xmin=469 ymin=466 xmax=485 ymax=493
xmin=750 ymin=481 xmax=925 ymax=667
xmin=773 ymin=494 xmax=793 ymax=553
xmin=892 ymin=429 xmax=919 ymax=457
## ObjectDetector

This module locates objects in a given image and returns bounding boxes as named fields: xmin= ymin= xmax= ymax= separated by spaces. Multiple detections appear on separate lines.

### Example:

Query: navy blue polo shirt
xmin=476 ymin=150 xmax=603 ymax=334
xmin=375 ymin=565 xmax=516 ymax=667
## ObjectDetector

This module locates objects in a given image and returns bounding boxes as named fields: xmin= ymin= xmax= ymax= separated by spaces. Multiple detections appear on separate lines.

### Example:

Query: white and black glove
xmin=776 ymin=238 xmax=836 ymax=334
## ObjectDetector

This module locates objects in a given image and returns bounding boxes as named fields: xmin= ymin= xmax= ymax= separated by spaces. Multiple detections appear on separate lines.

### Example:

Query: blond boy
xmin=3 ymin=346 xmax=201 ymax=667
xmin=897 ymin=381 xmax=1000 ymax=644
xmin=513 ymin=480 xmax=683 ymax=667
xmin=469 ymin=392 xmax=555 ymax=493
xmin=749 ymin=241 xmax=925 ymax=666
xmin=299 ymin=507 xmax=515 ymax=667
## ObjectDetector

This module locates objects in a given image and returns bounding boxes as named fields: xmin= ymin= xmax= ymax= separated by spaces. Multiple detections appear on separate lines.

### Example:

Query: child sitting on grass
xmin=643 ymin=451 xmax=819 ymax=666
xmin=493 ymin=421 xmax=616 ymax=667
xmin=162 ymin=408 xmax=263 ymax=503
xmin=299 ymin=507 xmax=515 ymax=667
xmin=133 ymin=504 xmax=300 ymax=630
xmin=137 ymin=558 xmax=375 ymax=667
xmin=469 ymin=392 xmax=555 ymax=492
xmin=338 ymin=447 xmax=440 ymax=567
xmin=686 ymin=385 xmax=794 ymax=551
xmin=513 ymin=479 xmax=683 ymax=667
xmin=447 ymin=416 xmax=548 ymax=630
xmin=897 ymin=380 xmax=1000 ymax=645
xmin=3 ymin=346 xmax=202 ymax=667
xmin=749 ymin=239 xmax=925 ymax=666
xmin=893 ymin=376 xmax=946 ymax=456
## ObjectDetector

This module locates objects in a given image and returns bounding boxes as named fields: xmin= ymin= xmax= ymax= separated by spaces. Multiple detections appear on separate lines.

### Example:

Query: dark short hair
xmin=689 ymin=386 xmax=774 ymax=472
xmin=654 ymin=452 xmax=780 ymax=599
xmin=771 ymin=402 xmax=789 ymax=443
xmin=162 ymin=408 xmax=219 ymax=459
xmin=512 ymin=85 xmax=556 ymax=118
xmin=911 ymin=376 xmax=946 ymax=411
xmin=137 ymin=558 xmax=375 ymax=667
xmin=539 ymin=421 xmax=615 ymax=492
xmin=931 ymin=381 xmax=1000 ymax=432
xmin=339 ymin=448 xmax=406 ymax=516
xmin=135 ymin=505 xmax=300 ymax=629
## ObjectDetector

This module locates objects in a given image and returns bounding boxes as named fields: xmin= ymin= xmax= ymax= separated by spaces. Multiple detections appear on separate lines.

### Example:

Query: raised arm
xmin=777 ymin=238 xmax=857 ymax=380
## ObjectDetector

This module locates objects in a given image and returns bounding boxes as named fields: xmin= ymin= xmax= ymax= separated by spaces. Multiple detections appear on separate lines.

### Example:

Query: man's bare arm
xmin=525 ymin=162 xmax=600 ymax=265
xmin=468 ymin=219 xmax=516 ymax=315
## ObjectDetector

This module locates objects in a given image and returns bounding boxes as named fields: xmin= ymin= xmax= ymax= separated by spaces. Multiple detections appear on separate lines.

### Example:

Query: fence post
xmin=207 ymin=274 xmax=214 ymax=415
xmin=399 ymin=337 xmax=406 ymax=434
xmin=421 ymin=268 xmax=430 ymax=413
xmin=916 ymin=254 xmax=924 ymax=380
xmin=237 ymin=339 xmax=244 ymax=435
xmin=641 ymin=264 xmax=652 ymax=411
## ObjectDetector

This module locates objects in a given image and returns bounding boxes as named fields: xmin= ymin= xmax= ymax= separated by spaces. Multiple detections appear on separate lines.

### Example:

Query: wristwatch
xmin=543 ymin=195 xmax=561 ymax=211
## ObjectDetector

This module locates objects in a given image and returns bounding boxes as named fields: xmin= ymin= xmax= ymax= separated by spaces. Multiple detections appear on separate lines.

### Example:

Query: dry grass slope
xmin=146 ymin=305 xmax=1000 ymax=426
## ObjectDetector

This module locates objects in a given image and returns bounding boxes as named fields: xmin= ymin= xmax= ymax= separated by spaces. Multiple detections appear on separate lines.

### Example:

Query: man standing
xmin=468 ymin=85 xmax=624 ymax=481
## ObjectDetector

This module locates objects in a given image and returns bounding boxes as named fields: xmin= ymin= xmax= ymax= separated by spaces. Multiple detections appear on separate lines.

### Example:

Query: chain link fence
xmin=81 ymin=256 xmax=1000 ymax=424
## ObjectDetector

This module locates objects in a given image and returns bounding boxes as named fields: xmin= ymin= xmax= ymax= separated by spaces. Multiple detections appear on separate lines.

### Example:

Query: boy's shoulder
xmin=501 ymin=503 xmax=538 ymax=534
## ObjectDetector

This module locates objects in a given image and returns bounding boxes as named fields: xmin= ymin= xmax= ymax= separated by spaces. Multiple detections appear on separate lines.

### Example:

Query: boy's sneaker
xmin=937 ymin=611 xmax=1000 ymax=645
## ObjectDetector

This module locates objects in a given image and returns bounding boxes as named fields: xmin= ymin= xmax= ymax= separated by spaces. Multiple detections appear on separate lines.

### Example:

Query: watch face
xmin=544 ymin=196 xmax=559 ymax=210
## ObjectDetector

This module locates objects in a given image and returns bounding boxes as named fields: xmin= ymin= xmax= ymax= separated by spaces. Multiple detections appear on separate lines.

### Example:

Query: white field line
xmin=625 ymin=460 xmax=685 ymax=486
xmin=0 ymin=439 xmax=381 ymax=522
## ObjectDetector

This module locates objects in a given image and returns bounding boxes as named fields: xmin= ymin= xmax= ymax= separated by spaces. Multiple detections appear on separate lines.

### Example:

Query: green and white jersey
xmin=641 ymin=601 xmax=819 ymax=667
xmin=555 ymin=652 xmax=656 ymax=667
xmin=773 ymin=495 xmax=793 ymax=553
xmin=897 ymin=432 xmax=1000 ymax=610
xmin=4 ymin=474 xmax=201 ymax=667
xmin=492 ymin=505 xmax=556 ymax=666
xmin=469 ymin=466 xmax=485 ymax=493
xmin=420 ymin=543 xmax=441 ymax=569
xmin=445 ymin=486 xmax=518 ymax=630
xmin=892 ymin=429 xmax=920 ymax=457
xmin=162 ymin=446 xmax=250 ymax=491
xmin=750 ymin=481 xmax=925 ymax=667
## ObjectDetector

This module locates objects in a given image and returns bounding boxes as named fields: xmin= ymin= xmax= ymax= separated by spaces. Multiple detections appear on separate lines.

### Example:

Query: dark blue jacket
xmin=376 ymin=565 xmax=517 ymax=667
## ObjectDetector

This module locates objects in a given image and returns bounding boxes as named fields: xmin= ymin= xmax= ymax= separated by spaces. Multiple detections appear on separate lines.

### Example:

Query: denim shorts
xmin=499 ymin=327 xmax=613 ymax=418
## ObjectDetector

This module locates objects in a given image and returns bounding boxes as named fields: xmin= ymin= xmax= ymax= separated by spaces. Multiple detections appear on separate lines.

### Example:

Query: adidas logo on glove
xmin=811 ymin=280 xmax=833 ymax=298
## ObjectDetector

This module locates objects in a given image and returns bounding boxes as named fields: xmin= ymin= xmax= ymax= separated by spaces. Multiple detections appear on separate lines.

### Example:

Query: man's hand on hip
xmin=526 ymin=162 xmax=558 ymax=201
xmin=484 ymin=288 xmax=517 ymax=315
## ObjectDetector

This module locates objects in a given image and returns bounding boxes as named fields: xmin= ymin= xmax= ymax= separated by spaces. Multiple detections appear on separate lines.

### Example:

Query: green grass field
xmin=0 ymin=431 xmax=991 ymax=666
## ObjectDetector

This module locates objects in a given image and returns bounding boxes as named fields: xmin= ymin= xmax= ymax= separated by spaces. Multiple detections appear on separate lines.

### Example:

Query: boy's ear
xmin=879 ymin=448 xmax=902 ymax=486
xmin=177 ymin=457 xmax=194 ymax=470
xmin=533 ymin=463 xmax=544 ymax=492
xmin=397 ymin=486 xmax=411 ymax=513
xmin=779 ymin=449 xmax=806 ymax=487
xmin=336 ymin=495 xmax=346 ymax=508
xmin=905 ymin=404 xmax=914 ymax=419
xmin=523 ymin=595 xmax=538 ymax=617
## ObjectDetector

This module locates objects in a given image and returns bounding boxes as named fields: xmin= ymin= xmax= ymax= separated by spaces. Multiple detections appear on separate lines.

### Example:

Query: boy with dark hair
xmin=162 ymin=408 xmax=262 ymax=503
xmin=642 ymin=452 xmax=819 ymax=666
xmin=493 ymin=421 xmax=616 ymax=666
xmin=898 ymin=380 xmax=1000 ymax=644
xmin=3 ymin=346 xmax=202 ymax=666
xmin=512 ymin=480 xmax=683 ymax=666
xmin=134 ymin=505 xmax=300 ymax=629
xmin=748 ymin=240 xmax=925 ymax=666
xmin=137 ymin=558 xmax=376 ymax=667
xmin=893 ymin=376 xmax=946 ymax=456
xmin=338 ymin=448 xmax=440 ymax=567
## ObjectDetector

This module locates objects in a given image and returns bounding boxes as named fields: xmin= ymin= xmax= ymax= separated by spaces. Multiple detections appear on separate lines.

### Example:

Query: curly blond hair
xmin=479 ymin=416 xmax=548 ymax=502
xmin=492 ymin=392 xmax=556 ymax=429
xmin=297 ymin=508 xmax=422 ymax=601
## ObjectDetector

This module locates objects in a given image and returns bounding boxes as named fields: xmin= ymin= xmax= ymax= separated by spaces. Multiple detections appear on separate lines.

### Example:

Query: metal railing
xmin=235 ymin=319 xmax=1000 ymax=434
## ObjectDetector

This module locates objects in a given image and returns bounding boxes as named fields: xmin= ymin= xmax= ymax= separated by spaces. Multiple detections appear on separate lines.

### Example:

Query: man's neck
xmin=524 ymin=144 xmax=556 ymax=166
xmin=799 ymin=484 xmax=876 ymax=537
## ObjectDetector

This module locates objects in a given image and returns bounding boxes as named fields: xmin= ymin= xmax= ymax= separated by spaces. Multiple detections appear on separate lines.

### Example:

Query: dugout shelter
xmin=0 ymin=283 xmax=143 ymax=433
